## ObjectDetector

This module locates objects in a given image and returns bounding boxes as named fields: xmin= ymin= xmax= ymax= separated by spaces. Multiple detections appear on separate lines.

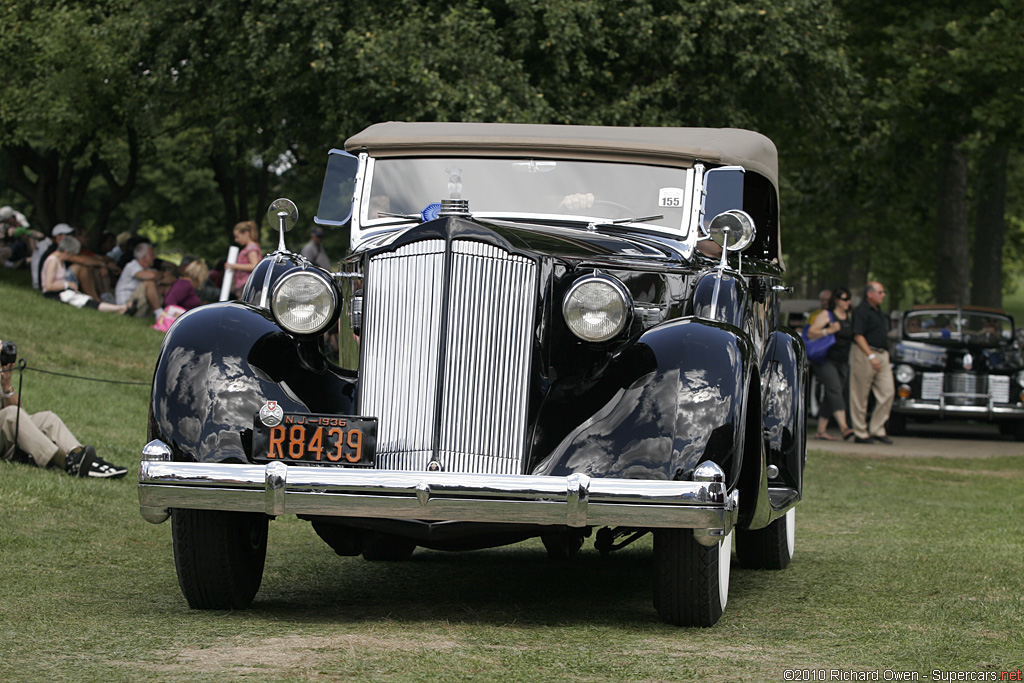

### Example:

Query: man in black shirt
xmin=850 ymin=281 xmax=895 ymax=444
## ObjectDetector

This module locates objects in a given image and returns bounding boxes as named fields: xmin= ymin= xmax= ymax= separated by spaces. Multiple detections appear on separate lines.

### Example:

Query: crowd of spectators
xmin=2 ymin=205 xmax=339 ymax=483
xmin=3 ymin=205 xmax=335 ymax=329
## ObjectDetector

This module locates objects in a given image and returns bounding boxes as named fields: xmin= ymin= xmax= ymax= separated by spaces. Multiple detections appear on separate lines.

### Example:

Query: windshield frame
xmin=350 ymin=154 xmax=705 ymax=252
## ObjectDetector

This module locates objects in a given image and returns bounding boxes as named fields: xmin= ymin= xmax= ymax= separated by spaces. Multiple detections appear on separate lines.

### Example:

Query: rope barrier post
xmin=12 ymin=359 xmax=26 ymax=463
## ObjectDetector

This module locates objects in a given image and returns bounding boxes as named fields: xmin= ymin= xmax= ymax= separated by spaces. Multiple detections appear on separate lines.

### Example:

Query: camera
xmin=0 ymin=340 xmax=17 ymax=366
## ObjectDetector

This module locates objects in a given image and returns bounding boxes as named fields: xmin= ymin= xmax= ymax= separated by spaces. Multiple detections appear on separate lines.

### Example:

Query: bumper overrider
xmin=138 ymin=440 xmax=739 ymax=536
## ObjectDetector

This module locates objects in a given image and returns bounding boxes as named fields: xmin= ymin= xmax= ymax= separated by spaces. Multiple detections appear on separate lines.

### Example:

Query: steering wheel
xmin=591 ymin=199 xmax=638 ymax=218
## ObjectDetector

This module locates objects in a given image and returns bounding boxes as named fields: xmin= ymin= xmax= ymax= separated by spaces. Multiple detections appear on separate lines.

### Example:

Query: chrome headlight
xmin=1015 ymin=370 xmax=1024 ymax=387
xmin=271 ymin=270 xmax=337 ymax=335
xmin=895 ymin=364 xmax=916 ymax=384
xmin=563 ymin=275 xmax=631 ymax=342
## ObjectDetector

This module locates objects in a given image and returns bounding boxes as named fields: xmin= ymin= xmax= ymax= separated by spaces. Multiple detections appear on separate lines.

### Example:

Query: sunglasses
xmin=837 ymin=296 xmax=850 ymax=301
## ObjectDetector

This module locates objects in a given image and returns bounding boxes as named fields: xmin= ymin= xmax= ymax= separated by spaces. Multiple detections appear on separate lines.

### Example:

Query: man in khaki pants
xmin=849 ymin=282 xmax=895 ymax=444
xmin=1 ymin=361 xmax=127 ymax=478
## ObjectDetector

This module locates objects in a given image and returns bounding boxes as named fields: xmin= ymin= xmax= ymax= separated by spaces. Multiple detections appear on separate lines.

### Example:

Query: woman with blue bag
xmin=804 ymin=287 xmax=855 ymax=440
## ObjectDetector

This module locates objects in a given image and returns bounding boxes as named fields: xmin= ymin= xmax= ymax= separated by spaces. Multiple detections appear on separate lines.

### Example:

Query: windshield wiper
xmin=588 ymin=214 xmax=664 ymax=229
xmin=377 ymin=211 xmax=423 ymax=221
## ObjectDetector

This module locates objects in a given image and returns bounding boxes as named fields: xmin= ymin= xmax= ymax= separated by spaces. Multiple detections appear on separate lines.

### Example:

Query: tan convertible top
xmin=345 ymin=122 xmax=778 ymax=190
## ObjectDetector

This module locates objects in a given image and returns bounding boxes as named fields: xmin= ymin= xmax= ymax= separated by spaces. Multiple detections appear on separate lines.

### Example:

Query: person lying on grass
xmin=0 ymin=361 xmax=127 ymax=479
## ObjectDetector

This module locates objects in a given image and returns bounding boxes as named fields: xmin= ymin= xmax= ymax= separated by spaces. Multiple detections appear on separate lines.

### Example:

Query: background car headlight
xmin=562 ymin=275 xmax=631 ymax=342
xmin=895 ymin=364 xmax=916 ymax=384
xmin=271 ymin=270 xmax=337 ymax=335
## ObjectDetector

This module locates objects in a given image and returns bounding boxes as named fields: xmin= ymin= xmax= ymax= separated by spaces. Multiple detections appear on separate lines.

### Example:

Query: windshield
xmin=904 ymin=310 xmax=1013 ymax=346
xmin=360 ymin=156 xmax=695 ymax=234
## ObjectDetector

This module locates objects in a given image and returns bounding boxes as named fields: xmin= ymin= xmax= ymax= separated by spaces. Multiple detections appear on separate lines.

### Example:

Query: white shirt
xmin=114 ymin=260 xmax=146 ymax=305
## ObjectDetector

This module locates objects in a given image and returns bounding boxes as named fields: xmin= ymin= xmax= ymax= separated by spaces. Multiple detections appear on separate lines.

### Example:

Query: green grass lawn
xmin=1 ymin=270 xmax=1022 ymax=682
xmin=1002 ymin=284 xmax=1024 ymax=325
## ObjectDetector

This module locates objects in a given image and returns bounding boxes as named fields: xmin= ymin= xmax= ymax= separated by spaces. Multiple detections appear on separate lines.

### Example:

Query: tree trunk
xmin=211 ymin=143 xmax=271 ymax=242
xmin=971 ymin=143 xmax=1008 ymax=308
xmin=211 ymin=150 xmax=240 ymax=239
xmin=1 ymin=143 xmax=107 ymax=235
xmin=934 ymin=141 xmax=970 ymax=305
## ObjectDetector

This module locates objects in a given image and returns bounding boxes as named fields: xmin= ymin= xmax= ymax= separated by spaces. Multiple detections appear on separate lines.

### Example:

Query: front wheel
xmin=171 ymin=509 xmax=268 ymax=609
xmin=653 ymin=529 xmax=731 ymax=627
xmin=736 ymin=507 xmax=795 ymax=570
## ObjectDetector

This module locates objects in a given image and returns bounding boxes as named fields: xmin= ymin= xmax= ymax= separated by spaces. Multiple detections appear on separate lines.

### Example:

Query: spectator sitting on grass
xmin=40 ymin=236 xmax=129 ymax=314
xmin=163 ymin=256 xmax=209 ymax=311
xmin=1 ymin=205 xmax=42 ymax=268
xmin=1 ymin=361 xmax=127 ymax=478
xmin=69 ymin=226 xmax=121 ymax=302
xmin=114 ymin=242 xmax=174 ymax=317
xmin=36 ymin=224 xmax=119 ymax=302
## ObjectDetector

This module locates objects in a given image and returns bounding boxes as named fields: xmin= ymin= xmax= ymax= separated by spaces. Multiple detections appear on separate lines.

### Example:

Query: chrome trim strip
xmin=138 ymin=457 xmax=737 ymax=532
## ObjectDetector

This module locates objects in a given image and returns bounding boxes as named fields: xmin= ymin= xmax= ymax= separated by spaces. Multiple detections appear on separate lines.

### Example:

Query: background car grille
xmin=920 ymin=372 xmax=1010 ymax=405
xmin=360 ymin=238 xmax=537 ymax=474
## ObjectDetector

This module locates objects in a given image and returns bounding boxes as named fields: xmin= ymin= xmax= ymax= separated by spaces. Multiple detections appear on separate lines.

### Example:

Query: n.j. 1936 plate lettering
xmin=253 ymin=413 xmax=377 ymax=466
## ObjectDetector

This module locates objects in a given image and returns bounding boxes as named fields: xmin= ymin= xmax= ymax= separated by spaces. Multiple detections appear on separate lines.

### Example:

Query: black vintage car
xmin=888 ymin=305 xmax=1024 ymax=438
xmin=138 ymin=122 xmax=806 ymax=627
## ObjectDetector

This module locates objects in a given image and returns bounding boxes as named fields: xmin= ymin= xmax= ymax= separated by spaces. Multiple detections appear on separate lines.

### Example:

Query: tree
xmin=972 ymin=143 xmax=1007 ymax=307
xmin=0 ymin=0 xmax=156 ymax=239
xmin=836 ymin=0 xmax=1024 ymax=307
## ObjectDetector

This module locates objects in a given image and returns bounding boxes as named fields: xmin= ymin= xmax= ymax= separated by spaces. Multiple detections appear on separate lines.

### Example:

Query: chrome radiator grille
xmin=360 ymin=239 xmax=537 ymax=474
xmin=920 ymin=372 xmax=1010 ymax=405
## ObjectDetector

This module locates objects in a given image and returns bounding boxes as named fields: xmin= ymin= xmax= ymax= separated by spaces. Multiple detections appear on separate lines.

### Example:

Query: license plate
xmin=253 ymin=413 xmax=377 ymax=466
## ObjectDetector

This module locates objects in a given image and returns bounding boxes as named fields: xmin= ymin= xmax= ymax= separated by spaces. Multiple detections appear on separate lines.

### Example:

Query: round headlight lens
xmin=895 ymin=364 xmax=915 ymax=384
xmin=1015 ymin=370 xmax=1024 ymax=387
xmin=563 ymin=276 xmax=631 ymax=342
xmin=271 ymin=271 xmax=337 ymax=335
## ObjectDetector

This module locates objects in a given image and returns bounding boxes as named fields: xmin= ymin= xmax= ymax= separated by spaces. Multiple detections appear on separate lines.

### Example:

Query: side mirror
xmin=266 ymin=198 xmax=298 ymax=233
xmin=266 ymin=198 xmax=299 ymax=253
xmin=314 ymin=149 xmax=359 ymax=226
xmin=702 ymin=166 xmax=745 ymax=236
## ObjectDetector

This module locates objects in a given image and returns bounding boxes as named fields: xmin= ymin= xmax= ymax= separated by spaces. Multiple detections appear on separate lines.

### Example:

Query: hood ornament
xmin=438 ymin=167 xmax=470 ymax=216
xmin=962 ymin=352 xmax=973 ymax=371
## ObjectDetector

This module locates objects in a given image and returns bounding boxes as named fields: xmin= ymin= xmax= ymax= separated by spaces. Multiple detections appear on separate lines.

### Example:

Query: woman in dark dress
xmin=806 ymin=287 xmax=854 ymax=440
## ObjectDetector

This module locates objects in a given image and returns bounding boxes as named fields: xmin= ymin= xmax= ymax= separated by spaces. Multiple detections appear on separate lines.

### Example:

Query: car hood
xmin=357 ymin=215 xmax=695 ymax=268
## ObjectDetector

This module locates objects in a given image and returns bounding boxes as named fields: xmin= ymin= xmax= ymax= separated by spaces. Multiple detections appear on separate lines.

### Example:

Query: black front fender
xmin=148 ymin=302 xmax=356 ymax=463
xmin=533 ymin=318 xmax=754 ymax=488
xmin=761 ymin=328 xmax=807 ymax=496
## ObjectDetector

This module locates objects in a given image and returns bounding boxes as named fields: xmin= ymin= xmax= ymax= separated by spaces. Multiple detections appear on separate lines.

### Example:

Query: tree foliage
xmin=804 ymin=0 xmax=1024 ymax=306
xmin=0 ymin=0 xmax=1021 ymax=306
xmin=0 ymin=0 xmax=157 ymax=236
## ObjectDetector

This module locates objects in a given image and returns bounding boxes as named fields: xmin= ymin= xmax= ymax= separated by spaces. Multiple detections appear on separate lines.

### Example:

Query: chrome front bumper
xmin=893 ymin=399 xmax=1024 ymax=420
xmin=138 ymin=440 xmax=738 ymax=533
